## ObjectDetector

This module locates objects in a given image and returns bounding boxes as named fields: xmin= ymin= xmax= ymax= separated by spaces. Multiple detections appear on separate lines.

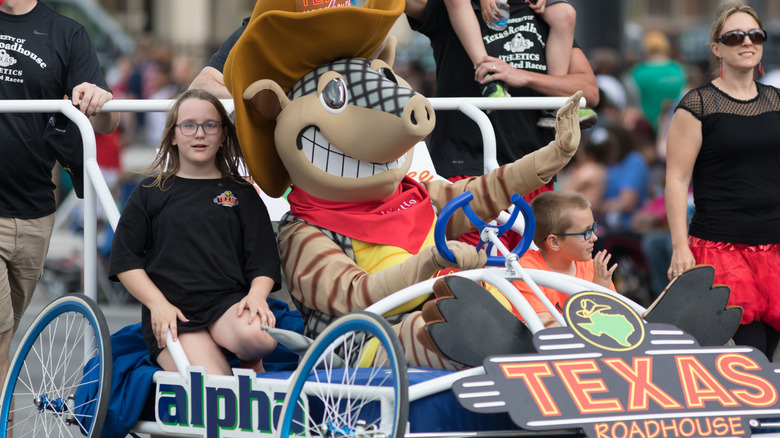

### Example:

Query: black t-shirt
xmin=408 ymin=0 xmax=555 ymax=178
xmin=109 ymin=177 xmax=282 ymax=317
xmin=0 ymin=2 xmax=110 ymax=218
xmin=206 ymin=17 xmax=249 ymax=73
xmin=677 ymin=82 xmax=780 ymax=245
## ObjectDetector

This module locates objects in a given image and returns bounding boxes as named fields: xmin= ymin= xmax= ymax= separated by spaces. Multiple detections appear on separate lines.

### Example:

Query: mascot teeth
xmin=300 ymin=126 xmax=406 ymax=178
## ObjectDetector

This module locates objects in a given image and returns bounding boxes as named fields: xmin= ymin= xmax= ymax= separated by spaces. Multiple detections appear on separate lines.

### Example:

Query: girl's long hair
xmin=143 ymin=88 xmax=245 ymax=189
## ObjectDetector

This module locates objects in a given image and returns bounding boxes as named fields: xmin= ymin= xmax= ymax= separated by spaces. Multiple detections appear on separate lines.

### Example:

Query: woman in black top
xmin=665 ymin=1 xmax=780 ymax=358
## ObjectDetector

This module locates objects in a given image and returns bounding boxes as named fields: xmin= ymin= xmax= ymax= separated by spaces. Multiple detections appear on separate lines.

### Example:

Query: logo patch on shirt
xmin=504 ymin=34 xmax=534 ymax=53
xmin=0 ymin=49 xmax=17 ymax=68
xmin=214 ymin=191 xmax=238 ymax=207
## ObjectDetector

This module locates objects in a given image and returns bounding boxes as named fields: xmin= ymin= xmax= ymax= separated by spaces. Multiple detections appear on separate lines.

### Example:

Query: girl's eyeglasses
xmin=553 ymin=222 xmax=598 ymax=241
xmin=718 ymin=29 xmax=767 ymax=46
xmin=176 ymin=121 xmax=223 ymax=136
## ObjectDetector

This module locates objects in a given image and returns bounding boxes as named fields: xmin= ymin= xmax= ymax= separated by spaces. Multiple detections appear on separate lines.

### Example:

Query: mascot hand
xmin=533 ymin=91 xmax=582 ymax=181
xmin=552 ymin=90 xmax=582 ymax=153
xmin=433 ymin=241 xmax=487 ymax=270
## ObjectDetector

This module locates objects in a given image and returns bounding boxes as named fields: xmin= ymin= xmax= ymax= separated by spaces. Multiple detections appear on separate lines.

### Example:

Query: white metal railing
xmin=0 ymin=96 xmax=579 ymax=306
xmin=427 ymin=96 xmax=584 ymax=174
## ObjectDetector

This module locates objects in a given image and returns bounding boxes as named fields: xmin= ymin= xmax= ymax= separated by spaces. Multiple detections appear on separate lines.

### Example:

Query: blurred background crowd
xmin=40 ymin=0 xmax=780 ymax=306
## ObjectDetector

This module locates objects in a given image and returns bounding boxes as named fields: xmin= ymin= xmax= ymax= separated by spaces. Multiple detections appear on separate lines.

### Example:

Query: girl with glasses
xmin=109 ymin=89 xmax=281 ymax=375
xmin=665 ymin=1 xmax=780 ymax=359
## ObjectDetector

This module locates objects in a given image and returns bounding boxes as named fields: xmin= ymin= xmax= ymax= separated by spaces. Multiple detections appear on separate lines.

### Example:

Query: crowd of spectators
xmin=6 ymin=2 xmax=776 ymax=405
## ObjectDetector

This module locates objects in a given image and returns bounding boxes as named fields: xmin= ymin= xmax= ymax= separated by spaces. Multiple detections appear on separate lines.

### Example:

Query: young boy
xmin=512 ymin=191 xmax=617 ymax=326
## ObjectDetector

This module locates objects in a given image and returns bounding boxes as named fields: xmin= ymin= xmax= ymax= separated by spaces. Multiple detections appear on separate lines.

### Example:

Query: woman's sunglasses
xmin=718 ymin=28 xmax=768 ymax=46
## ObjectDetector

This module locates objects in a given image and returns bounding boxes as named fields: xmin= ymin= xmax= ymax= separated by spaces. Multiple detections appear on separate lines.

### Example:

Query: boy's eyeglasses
xmin=554 ymin=222 xmax=598 ymax=240
xmin=176 ymin=121 xmax=223 ymax=136
xmin=718 ymin=29 xmax=767 ymax=46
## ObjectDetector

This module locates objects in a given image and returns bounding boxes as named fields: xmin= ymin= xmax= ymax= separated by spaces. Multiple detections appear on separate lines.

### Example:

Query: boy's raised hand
xmin=593 ymin=249 xmax=617 ymax=288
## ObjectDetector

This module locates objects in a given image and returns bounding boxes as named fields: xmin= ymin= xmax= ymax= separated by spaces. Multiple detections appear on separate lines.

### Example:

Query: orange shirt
xmin=511 ymin=249 xmax=617 ymax=320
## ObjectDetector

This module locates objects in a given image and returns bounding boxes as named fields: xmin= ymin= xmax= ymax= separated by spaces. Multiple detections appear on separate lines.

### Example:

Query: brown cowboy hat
xmin=224 ymin=0 xmax=404 ymax=197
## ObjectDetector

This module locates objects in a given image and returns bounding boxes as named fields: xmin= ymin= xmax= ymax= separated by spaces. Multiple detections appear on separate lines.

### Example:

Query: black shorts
xmin=141 ymin=290 xmax=246 ymax=362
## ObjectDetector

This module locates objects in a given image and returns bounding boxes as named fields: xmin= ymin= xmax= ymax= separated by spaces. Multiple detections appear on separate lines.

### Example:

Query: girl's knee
xmin=252 ymin=330 xmax=278 ymax=353
xmin=233 ymin=324 xmax=277 ymax=359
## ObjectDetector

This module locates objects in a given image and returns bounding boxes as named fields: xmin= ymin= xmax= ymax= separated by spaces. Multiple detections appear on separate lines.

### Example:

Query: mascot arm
xmin=424 ymin=91 xmax=582 ymax=239
xmin=527 ymin=90 xmax=582 ymax=182
xmin=278 ymin=221 xmax=461 ymax=316
xmin=424 ymin=163 xmax=541 ymax=239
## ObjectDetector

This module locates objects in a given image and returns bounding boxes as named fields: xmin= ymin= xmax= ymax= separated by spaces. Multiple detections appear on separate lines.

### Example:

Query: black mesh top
xmin=676 ymin=81 xmax=780 ymax=245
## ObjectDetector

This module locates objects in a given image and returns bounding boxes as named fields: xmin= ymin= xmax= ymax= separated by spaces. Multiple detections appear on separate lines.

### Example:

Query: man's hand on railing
xmin=69 ymin=82 xmax=120 ymax=134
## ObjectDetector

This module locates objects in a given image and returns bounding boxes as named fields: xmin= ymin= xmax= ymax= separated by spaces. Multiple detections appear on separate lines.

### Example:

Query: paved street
xmin=10 ymin=226 xmax=143 ymax=353
xmin=10 ymin=288 xmax=142 ymax=355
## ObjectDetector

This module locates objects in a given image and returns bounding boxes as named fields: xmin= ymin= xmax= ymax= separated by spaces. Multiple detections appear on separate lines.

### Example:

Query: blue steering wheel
xmin=434 ymin=191 xmax=535 ymax=266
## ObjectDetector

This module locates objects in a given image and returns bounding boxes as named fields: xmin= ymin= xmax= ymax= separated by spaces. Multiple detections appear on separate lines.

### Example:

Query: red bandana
xmin=288 ymin=177 xmax=434 ymax=254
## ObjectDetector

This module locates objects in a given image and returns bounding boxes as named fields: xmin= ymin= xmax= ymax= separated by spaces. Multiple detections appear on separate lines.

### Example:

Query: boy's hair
xmin=144 ymin=88 xmax=245 ymax=189
xmin=531 ymin=191 xmax=592 ymax=249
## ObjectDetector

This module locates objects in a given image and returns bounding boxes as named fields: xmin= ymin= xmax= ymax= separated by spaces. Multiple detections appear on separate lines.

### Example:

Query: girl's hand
xmin=668 ymin=246 xmax=696 ymax=281
xmin=527 ymin=0 xmax=546 ymax=14
xmin=237 ymin=292 xmax=276 ymax=328
xmin=480 ymin=0 xmax=502 ymax=28
xmin=593 ymin=249 xmax=618 ymax=288
xmin=150 ymin=300 xmax=189 ymax=349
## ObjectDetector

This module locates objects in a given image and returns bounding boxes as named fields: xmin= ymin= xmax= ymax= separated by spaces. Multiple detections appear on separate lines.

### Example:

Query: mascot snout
xmin=405 ymin=94 xmax=435 ymax=137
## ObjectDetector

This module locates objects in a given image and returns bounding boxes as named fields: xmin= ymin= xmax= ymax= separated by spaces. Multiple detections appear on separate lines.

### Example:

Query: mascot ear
xmin=243 ymin=79 xmax=290 ymax=120
xmin=372 ymin=36 xmax=414 ymax=90
xmin=375 ymin=35 xmax=397 ymax=69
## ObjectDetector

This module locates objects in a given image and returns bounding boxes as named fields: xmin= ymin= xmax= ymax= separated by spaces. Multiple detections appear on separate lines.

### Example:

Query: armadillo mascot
xmin=224 ymin=0 xmax=582 ymax=370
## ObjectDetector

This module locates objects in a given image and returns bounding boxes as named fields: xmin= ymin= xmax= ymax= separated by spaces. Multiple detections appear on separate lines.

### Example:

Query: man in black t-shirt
xmin=0 ymin=0 xmax=119 ymax=394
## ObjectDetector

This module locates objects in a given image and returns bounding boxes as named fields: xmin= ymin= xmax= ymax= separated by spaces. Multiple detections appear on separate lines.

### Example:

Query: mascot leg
xmin=416 ymin=277 xmax=535 ymax=368
xmin=372 ymin=312 xmax=465 ymax=370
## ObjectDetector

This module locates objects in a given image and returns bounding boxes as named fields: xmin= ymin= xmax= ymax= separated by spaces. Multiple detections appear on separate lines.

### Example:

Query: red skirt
xmin=689 ymin=236 xmax=780 ymax=329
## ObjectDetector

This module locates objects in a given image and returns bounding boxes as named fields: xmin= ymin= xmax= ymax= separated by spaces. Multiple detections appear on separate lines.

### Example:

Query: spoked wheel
xmin=0 ymin=295 xmax=112 ymax=438
xmin=277 ymin=311 xmax=408 ymax=438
